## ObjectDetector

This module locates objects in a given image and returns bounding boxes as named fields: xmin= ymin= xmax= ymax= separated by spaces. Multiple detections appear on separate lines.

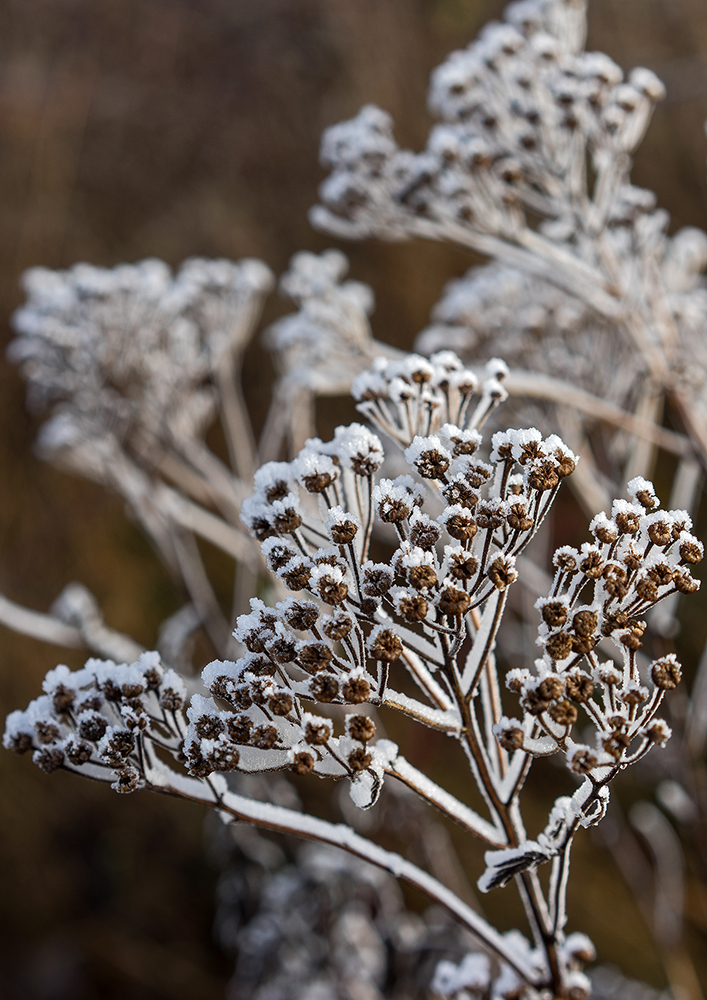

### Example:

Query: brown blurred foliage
xmin=1 ymin=1 xmax=707 ymax=997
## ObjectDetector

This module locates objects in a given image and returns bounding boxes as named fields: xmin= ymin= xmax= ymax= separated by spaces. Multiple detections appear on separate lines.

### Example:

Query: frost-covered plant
xmin=1 ymin=250 xmax=395 ymax=658
xmin=311 ymin=7 xmax=707 ymax=988
xmin=312 ymin=0 xmax=707 ymax=508
xmin=261 ymin=248 xmax=400 ymax=460
xmin=3 ymin=1 xmax=706 ymax=995
xmin=215 ymin=840 xmax=475 ymax=1000
xmin=6 ymin=347 xmax=700 ymax=1000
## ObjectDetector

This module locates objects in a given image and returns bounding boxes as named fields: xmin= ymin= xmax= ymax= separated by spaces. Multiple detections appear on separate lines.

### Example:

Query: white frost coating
xmin=460 ymin=590 xmax=503 ymax=696
xmin=139 ymin=753 xmax=541 ymax=986
xmin=432 ymin=952 xmax=491 ymax=996
xmin=404 ymin=435 xmax=451 ymax=467
xmin=388 ymin=755 xmax=504 ymax=846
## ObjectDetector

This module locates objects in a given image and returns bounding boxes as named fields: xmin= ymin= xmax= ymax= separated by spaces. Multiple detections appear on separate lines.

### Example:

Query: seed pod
xmin=548 ymin=700 xmax=578 ymax=726
xmin=565 ymin=671 xmax=594 ymax=703
xmin=251 ymin=724 xmax=278 ymax=749
xmin=34 ymin=747 xmax=65 ymax=773
xmin=348 ymin=748 xmax=373 ymax=771
xmin=539 ymin=600 xmax=568 ymax=628
xmin=268 ymin=691 xmax=294 ymax=716
xmin=304 ymin=719 xmax=332 ymax=745
xmin=545 ymin=632 xmax=573 ymax=661
xmin=282 ymin=600 xmax=319 ymax=631
xmin=322 ymin=612 xmax=354 ymax=640
xmin=651 ymin=655 xmax=682 ymax=690
xmin=342 ymin=677 xmax=370 ymax=704
xmin=497 ymin=726 xmax=524 ymax=752
xmin=310 ymin=675 xmax=340 ymax=703
xmin=367 ymin=628 xmax=403 ymax=662
xmin=347 ymin=715 xmax=376 ymax=743
xmin=291 ymin=751 xmax=315 ymax=775
xmin=195 ymin=714 xmax=224 ymax=739
xmin=487 ymin=555 xmax=517 ymax=590
xmin=226 ymin=715 xmax=253 ymax=743
xmin=297 ymin=642 xmax=334 ymax=673
xmin=438 ymin=585 xmax=471 ymax=616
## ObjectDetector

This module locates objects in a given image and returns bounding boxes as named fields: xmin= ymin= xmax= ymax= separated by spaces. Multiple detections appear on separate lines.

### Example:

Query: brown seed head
xmin=311 ymin=675 xmax=340 ymax=702
xmin=35 ymin=721 xmax=60 ymax=745
xmin=540 ymin=601 xmax=568 ymax=628
xmin=322 ymin=612 xmax=354 ymax=640
xmin=527 ymin=460 xmax=559 ymax=492
xmin=35 ymin=747 xmax=65 ymax=773
xmin=396 ymin=593 xmax=428 ymax=622
xmin=569 ymin=748 xmax=598 ymax=774
xmin=487 ymin=556 xmax=517 ymax=590
xmin=565 ymin=671 xmax=594 ymax=703
xmin=226 ymin=715 xmax=253 ymax=743
xmin=347 ymin=715 xmax=376 ymax=743
xmin=497 ymin=727 xmax=525 ymax=752
xmin=291 ymin=751 xmax=315 ymax=775
xmin=406 ymin=563 xmax=438 ymax=591
xmin=445 ymin=513 xmax=478 ymax=541
xmin=268 ymin=691 xmax=294 ymax=716
xmin=539 ymin=676 xmax=564 ymax=700
xmin=545 ymin=632 xmax=574 ymax=661
xmin=348 ymin=748 xmax=373 ymax=771
xmin=615 ymin=510 xmax=640 ymax=535
xmin=674 ymin=571 xmax=700 ymax=594
xmin=282 ymin=600 xmax=319 ymax=631
xmin=415 ymin=449 xmax=450 ymax=480
xmin=680 ymin=539 xmax=703 ymax=564
xmin=651 ymin=656 xmax=682 ymax=690
xmin=330 ymin=519 xmax=359 ymax=545
xmin=304 ymin=720 xmax=332 ymax=745
xmin=368 ymin=629 xmax=403 ymax=662
xmin=410 ymin=520 xmax=442 ymax=550
xmin=342 ymin=677 xmax=370 ymax=704
xmin=647 ymin=520 xmax=672 ymax=547
xmin=51 ymin=684 xmax=75 ymax=715
xmin=251 ymin=724 xmax=278 ymax=749
xmin=297 ymin=642 xmax=333 ymax=673
xmin=438 ymin=586 xmax=471 ymax=616
xmin=447 ymin=550 xmax=479 ymax=581
xmin=548 ymin=700 xmax=578 ymax=726
xmin=274 ymin=507 xmax=303 ymax=534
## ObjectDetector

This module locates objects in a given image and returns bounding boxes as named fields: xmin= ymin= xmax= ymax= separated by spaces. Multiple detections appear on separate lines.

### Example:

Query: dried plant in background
xmin=2 ymin=0 xmax=707 ymax=998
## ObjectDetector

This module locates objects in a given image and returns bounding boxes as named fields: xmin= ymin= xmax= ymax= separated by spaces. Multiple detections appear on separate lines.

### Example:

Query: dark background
xmin=1 ymin=1 xmax=707 ymax=997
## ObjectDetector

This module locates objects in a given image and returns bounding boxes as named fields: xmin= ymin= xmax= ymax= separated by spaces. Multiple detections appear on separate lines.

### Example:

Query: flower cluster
xmin=311 ymin=0 xmax=664 ymax=267
xmin=10 ymin=257 xmax=273 ymax=460
xmin=202 ymin=361 xmax=576 ymax=807
xmin=266 ymin=249 xmax=380 ymax=395
xmin=415 ymin=262 xmax=639 ymax=408
xmin=3 ymin=652 xmax=187 ymax=793
xmin=486 ymin=477 xmax=701 ymax=887
xmin=351 ymin=351 xmax=509 ymax=448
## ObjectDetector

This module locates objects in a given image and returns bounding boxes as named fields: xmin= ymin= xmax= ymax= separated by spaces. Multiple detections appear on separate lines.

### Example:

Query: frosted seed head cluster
xmin=10 ymin=257 xmax=273 ymax=459
xmin=313 ymin=0 xmax=665 ymax=250
xmin=352 ymin=352 xmax=509 ymax=448
xmin=3 ymin=652 xmax=186 ymax=793
xmin=265 ymin=249 xmax=387 ymax=399
xmin=498 ymin=478 xmax=700 ymax=785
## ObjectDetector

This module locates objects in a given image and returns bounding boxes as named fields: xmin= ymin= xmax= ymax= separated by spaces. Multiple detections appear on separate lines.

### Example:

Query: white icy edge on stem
xmin=460 ymin=589 xmax=504 ymax=697
xmin=140 ymin=744 xmax=541 ymax=987
xmin=382 ymin=688 xmax=461 ymax=732
xmin=387 ymin=754 xmax=505 ymax=847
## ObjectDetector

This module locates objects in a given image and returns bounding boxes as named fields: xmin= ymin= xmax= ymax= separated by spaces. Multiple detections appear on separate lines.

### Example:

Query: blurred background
xmin=1 ymin=1 xmax=707 ymax=997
